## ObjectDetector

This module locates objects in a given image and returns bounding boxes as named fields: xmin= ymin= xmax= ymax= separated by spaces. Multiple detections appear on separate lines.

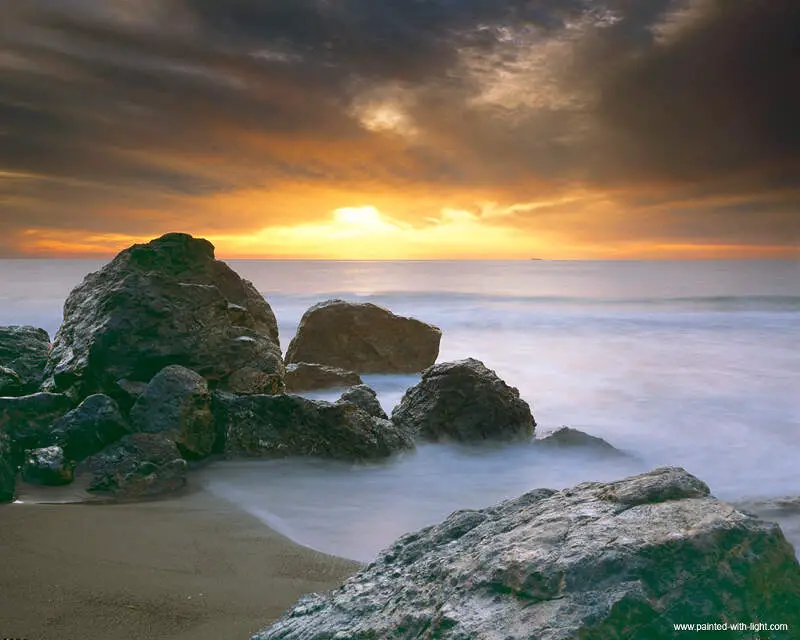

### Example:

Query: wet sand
xmin=0 ymin=485 xmax=362 ymax=640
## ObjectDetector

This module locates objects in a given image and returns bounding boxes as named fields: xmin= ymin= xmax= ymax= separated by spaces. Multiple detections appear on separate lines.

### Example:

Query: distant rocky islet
xmin=1 ymin=232 xmax=798 ymax=638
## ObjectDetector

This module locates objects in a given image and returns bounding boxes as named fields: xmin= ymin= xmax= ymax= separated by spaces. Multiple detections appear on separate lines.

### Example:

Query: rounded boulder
xmin=391 ymin=358 xmax=535 ymax=442
xmin=285 ymin=300 xmax=441 ymax=374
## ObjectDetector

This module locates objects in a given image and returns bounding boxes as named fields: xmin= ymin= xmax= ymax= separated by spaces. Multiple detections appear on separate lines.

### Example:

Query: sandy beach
xmin=0 ymin=484 xmax=362 ymax=640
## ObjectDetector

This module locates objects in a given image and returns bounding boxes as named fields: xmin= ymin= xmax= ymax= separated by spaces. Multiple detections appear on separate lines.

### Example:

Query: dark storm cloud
xmin=594 ymin=0 xmax=800 ymax=183
xmin=186 ymin=0 xmax=583 ymax=77
xmin=405 ymin=0 xmax=800 ymax=246
xmin=0 ymin=0 xmax=573 ymax=214
xmin=0 ymin=0 xmax=797 ymax=253
xmin=429 ymin=0 xmax=799 ymax=184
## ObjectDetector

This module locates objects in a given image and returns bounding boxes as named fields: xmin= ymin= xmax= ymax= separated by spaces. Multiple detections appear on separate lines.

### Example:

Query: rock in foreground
xmin=285 ymin=299 xmax=441 ymax=373
xmin=76 ymin=433 xmax=187 ymax=499
xmin=50 ymin=394 xmax=130 ymax=462
xmin=284 ymin=362 xmax=363 ymax=393
xmin=391 ymin=358 xmax=535 ymax=442
xmin=213 ymin=392 xmax=414 ymax=461
xmin=42 ymin=233 xmax=283 ymax=404
xmin=253 ymin=467 xmax=800 ymax=640
xmin=0 ymin=326 xmax=51 ymax=395
xmin=130 ymin=365 xmax=215 ymax=460
xmin=21 ymin=445 xmax=75 ymax=486
xmin=0 ymin=393 xmax=74 ymax=458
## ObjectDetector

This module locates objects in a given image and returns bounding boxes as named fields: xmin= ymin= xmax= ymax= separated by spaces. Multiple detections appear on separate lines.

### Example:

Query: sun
xmin=333 ymin=206 xmax=385 ymax=227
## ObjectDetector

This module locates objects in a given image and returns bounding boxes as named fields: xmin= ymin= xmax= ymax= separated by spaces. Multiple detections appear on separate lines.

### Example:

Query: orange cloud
xmin=15 ymin=189 xmax=796 ymax=260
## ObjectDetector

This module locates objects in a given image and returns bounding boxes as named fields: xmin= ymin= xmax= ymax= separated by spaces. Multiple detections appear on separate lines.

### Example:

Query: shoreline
xmin=0 ymin=485 xmax=362 ymax=640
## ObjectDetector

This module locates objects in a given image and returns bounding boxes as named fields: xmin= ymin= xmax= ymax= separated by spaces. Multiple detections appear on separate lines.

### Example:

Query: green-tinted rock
xmin=0 ymin=326 xmax=51 ymax=394
xmin=254 ymin=468 xmax=800 ymax=640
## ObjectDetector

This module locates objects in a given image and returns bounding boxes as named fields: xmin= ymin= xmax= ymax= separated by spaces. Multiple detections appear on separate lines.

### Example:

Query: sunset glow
xmin=0 ymin=2 xmax=796 ymax=259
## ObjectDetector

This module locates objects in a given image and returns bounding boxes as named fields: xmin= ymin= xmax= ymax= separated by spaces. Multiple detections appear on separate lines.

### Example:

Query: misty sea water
xmin=1 ymin=259 xmax=798 ymax=561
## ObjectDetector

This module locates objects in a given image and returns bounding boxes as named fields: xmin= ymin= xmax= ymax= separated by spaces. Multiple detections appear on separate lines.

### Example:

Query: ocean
xmin=1 ymin=259 xmax=798 ymax=561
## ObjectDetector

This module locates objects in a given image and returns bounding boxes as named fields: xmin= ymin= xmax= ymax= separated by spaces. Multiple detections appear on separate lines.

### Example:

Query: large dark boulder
xmin=253 ymin=467 xmax=800 ymax=640
xmin=391 ymin=358 xmax=535 ymax=442
xmin=285 ymin=299 xmax=441 ymax=374
xmin=130 ymin=365 xmax=215 ymax=460
xmin=0 ymin=430 xmax=15 ymax=502
xmin=213 ymin=392 xmax=414 ymax=461
xmin=50 ymin=394 xmax=130 ymax=462
xmin=0 ymin=393 xmax=74 ymax=459
xmin=76 ymin=433 xmax=187 ymax=499
xmin=338 ymin=384 xmax=387 ymax=419
xmin=0 ymin=326 xmax=51 ymax=395
xmin=284 ymin=362 xmax=363 ymax=393
xmin=21 ymin=445 xmax=75 ymax=486
xmin=41 ymin=233 xmax=283 ymax=405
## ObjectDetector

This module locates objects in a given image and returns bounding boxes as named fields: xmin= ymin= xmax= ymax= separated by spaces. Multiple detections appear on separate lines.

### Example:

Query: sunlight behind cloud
xmin=1 ymin=2 xmax=795 ymax=260
xmin=212 ymin=205 xmax=548 ymax=259
xmin=350 ymin=83 xmax=419 ymax=138
xmin=329 ymin=206 xmax=404 ymax=239
xmin=333 ymin=206 xmax=386 ymax=227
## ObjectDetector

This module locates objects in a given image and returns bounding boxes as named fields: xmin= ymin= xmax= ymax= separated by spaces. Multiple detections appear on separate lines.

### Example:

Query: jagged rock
xmin=0 ymin=431 xmax=15 ymax=502
xmin=130 ymin=365 xmax=215 ymax=460
xmin=535 ymin=426 xmax=624 ymax=455
xmin=21 ymin=445 xmax=75 ymax=486
xmin=213 ymin=392 xmax=414 ymax=461
xmin=50 ymin=394 xmax=130 ymax=462
xmin=253 ymin=467 xmax=800 ymax=640
xmin=0 ymin=326 xmax=51 ymax=394
xmin=41 ymin=233 xmax=283 ymax=405
xmin=284 ymin=362 xmax=363 ymax=393
xmin=391 ymin=358 xmax=535 ymax=442
xmin=285 ymin=299 xmax=441 ymax=374
xmin=225 ymin=366 xmax=285 ymax=395
xmin=0 ymin=366 xmax=24 ymax=396
xmin=0 ymin=393 xmax=74 ymax=459
xmin=76 ymin=433 xmax=187 ymax=499
xmin=339 ymin=384 xmax=387 ymax=419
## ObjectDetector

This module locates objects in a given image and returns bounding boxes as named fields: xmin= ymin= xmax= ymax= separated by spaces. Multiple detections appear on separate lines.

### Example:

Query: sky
xmin=0 ymin=0 xmax=797 ymax=259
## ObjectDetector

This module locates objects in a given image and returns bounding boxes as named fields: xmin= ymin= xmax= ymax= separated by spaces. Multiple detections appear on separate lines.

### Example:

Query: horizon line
xmin=1 ymin=256 xmax=797 ymax=262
